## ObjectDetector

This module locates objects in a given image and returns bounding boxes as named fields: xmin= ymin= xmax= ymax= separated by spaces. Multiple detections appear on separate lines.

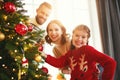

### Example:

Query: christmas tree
xmin=0 ymin=0 xmax=50 ymax=80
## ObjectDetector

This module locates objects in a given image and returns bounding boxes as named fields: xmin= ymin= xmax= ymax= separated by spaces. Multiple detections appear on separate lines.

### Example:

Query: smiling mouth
xmin=75 ymin=41 xmax=82 ymax=45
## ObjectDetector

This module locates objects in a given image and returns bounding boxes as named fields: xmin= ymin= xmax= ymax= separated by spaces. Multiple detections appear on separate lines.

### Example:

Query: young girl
xmin=42 ymin=24 xmax=116 ymax=80
xmin=45 ymin=20 xmax=71 ymax=79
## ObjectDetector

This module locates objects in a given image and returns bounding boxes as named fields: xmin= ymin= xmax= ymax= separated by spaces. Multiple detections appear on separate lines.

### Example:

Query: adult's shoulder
xmin=29 ymin=17 xmax=40 ymax=27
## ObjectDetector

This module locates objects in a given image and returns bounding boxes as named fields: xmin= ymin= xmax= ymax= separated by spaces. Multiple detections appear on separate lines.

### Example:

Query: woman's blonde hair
xmin=45 ymin=20 xmax=69 ymax=45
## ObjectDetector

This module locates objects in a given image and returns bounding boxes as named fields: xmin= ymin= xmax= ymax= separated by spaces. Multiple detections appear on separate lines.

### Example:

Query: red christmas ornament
xmin=41 ymin=66 xmax=48 ymax=74
xmin=15 ymin=23 xmax=28 ymax=36
xmin=38 ymin=45 xmax=43 ymax=51
xmin=28 ymin=25 xmax=33 ymax=32
xmin=4 ymin=2 xmax=16 ymax=13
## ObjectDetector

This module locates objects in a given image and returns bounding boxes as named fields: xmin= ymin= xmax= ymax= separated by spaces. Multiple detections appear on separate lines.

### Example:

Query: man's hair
xmin=39 ymin=2 xmax=52 ymax=9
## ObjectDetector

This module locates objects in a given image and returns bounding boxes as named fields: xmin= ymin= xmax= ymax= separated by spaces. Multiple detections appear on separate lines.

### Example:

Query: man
xmin=30 ymin=2 xmax=52 ymax=27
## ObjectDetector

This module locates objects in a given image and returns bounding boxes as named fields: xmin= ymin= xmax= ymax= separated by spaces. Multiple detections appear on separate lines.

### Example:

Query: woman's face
xmin=72 ymin=30 xmax=88 ymax=49
xmin=47 ymin=23 xmax=63 ymax=44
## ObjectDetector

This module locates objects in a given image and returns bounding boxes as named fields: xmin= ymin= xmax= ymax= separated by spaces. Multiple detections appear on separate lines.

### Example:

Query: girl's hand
xmin=61 ymin=67 xmax=71 ymax=74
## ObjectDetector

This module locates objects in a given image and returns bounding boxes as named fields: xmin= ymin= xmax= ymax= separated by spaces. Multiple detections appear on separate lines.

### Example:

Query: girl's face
xmin=72 ymin=30 xmax=88 ymax=49
xmin=47 ymin=23 xmax=63 ymax=44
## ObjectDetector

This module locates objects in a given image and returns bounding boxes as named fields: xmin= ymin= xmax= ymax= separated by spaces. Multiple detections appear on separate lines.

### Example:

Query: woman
xmin=45 ymin=19 xmax=71 ymax=79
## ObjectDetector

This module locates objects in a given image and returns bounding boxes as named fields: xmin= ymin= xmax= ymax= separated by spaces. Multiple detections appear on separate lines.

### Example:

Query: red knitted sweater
xmin=45 ymin=45 xmax=116 ymax=80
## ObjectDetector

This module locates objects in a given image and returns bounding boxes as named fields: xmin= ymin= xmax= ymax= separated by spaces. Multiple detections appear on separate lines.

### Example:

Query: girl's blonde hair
xmin=72 ymin=24 xmax=90 ymax=38
xmin=45 ymin=20 xmax=69 ymax=45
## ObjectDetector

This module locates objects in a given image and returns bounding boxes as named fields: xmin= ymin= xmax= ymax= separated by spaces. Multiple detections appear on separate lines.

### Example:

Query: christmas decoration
xmin=22 ymin=55 xmax=28 ymax=68
xmin=28 ymin=25 xmax=33 ymax=32
xmin=34 ymin=54 xmax=42 ymax=62
xmin=4 ymin=2 xmax=16 ymax=13
xmin=38 ymin=44 xmax=43 ymax=52
xmin=2 ymin=14 xmax=7 ymax=21
xmin=15 ymin=23 xmax=28 ymax=36
xmin=0 ymin=0 xmax=49 ymax=80
xmin=0 ymin=32 xmax=5 ymax=41
xmin=21 ymin=54 xmax=28 ymax=77
xmin=41 ymin=66 xmax=48 ymax=74
xmin=57 ymin=73 xmax=66 ymax=80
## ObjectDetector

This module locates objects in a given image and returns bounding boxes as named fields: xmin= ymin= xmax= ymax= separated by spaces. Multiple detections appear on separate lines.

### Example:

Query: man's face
xmin=36 ymin=5 xmax=52 ymax=25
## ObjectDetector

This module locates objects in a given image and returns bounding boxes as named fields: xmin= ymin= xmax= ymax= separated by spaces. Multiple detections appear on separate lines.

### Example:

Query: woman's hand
xmin=40 ymin=52 xmax=47 ymax=59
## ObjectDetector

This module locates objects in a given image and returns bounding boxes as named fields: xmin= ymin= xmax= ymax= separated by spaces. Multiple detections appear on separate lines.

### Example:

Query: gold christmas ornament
xmin=3 ymin=15 xmax=7 ymax=21
xmin=34 ymin=54 xmax=42 ymax=62
xmin=24 ymin=46 xmax=28 ymax=51
xmin=57 ymin=73 xmax=66 ymax=80
xmin=0 ymin=32 xmax=5 ymax=41
xmin=28 ymin=43 xmax=33 ymax=48
xmin=15 ymin=42 xmax=19 ymax=45
xmin=20 ymin=18 xmax=24 ymax=22
xmin=25 ymin=19 xmax=30 ymax=25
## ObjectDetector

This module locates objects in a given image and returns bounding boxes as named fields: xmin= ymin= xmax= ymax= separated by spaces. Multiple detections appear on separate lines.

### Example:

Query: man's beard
xmin=36 ymin=16 xmax=46 ymax=25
